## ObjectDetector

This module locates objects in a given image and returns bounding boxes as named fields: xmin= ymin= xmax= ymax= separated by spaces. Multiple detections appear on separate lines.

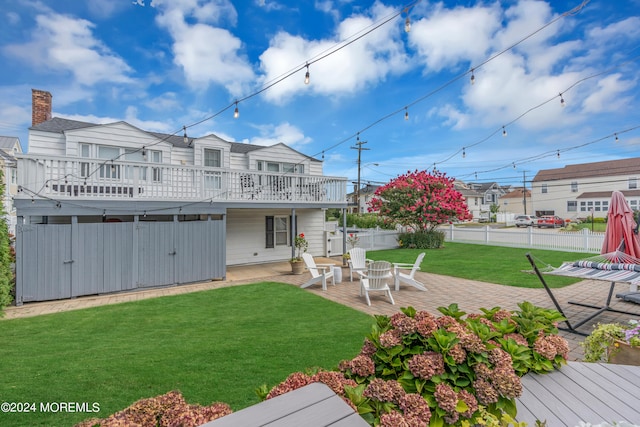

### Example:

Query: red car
xmin=537 ymin=215 xmax=564 ymax=228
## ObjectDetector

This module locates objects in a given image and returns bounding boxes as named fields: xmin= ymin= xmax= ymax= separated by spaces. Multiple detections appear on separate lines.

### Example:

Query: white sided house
xmin=13 ymin=90 xmax=347 ymax=305
xmin=531 ymin=157 xmax=640 ymax=221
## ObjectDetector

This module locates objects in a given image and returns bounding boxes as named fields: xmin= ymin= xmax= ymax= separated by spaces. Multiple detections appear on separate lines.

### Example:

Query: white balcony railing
xmin=16 ymin=155 xmax=348 ymax=203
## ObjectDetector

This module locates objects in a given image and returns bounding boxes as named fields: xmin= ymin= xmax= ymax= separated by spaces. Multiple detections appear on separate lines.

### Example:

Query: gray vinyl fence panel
xmin=74 ymin=222 xmax=135 ymax=296
xmin=16 ymin=218 xmax=225 ymax=304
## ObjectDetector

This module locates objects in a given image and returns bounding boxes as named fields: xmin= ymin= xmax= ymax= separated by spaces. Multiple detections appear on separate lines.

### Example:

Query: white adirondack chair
xmin=348 ymin=247 xmax=372 ymax=282
xmin=360 ymin=261 xmax=394 ymax=306
xmin=300 ymin=253 xmax=335 ymax=291
xmin=393 ymin=252 xmax=427 ymax=291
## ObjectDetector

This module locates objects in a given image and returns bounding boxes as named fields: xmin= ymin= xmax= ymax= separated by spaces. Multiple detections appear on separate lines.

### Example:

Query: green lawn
xmin=0 ymin=283 xmax=373 ymax=427
xmin=367 ymin=243 xmax=587 ymax=288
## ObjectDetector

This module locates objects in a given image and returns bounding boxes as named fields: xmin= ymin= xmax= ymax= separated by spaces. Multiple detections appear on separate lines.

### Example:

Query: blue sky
xmin=1 ymin=0 xmax=639 ymax=188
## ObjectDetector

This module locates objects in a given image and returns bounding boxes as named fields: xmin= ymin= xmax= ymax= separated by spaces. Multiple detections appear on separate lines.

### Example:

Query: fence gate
xmin=15 ymin=217 xmax=226 ymax=305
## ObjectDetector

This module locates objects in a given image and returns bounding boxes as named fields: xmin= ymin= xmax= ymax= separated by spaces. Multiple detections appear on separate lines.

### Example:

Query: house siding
xmin=226 ymin=208 xmax=325 ymax=265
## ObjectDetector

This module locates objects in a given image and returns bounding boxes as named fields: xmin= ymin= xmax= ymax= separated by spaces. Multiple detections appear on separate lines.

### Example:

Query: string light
xmin=557 ymin=149 xmax=560 ymax=158
xmin=462 ymin=147 xmax=466 ymax=159
xmin=470 ymin=69 xmax=475 ymax=85
xmin=103 ymin=210 xmax=106 ymax=219
xmin=502 ymin=126 xmax=507 ymax=137
xmin=233 ymin=101 xmax=239 ymax=119
xmin=142 ymin=147 xmax=147 ymax=159
xmin=615 ymin=133 xmax=619 ymax=142
xmin=404 ymin=15 xmax=411 ymax=33
xmin=183 ymin=126 xmax=188 ymax=145
xmin=143 ymin=211 xmax=147 ymax=218
xmin=513 ymin=162 xmax=516 ymax=169
xmin=404 ymin=107 xmax=409 ymax=121
xmin=559 ymin=93 xmax=565 ymax=107
xmin=304 ymin=64 xmax=310 ymax=85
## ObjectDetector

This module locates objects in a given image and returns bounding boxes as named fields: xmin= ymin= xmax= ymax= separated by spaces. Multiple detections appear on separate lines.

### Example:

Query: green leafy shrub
xmin=0 ymin=172 xmax=14 ymax=314
xmin=75 ymin=391 xmax=232 ymax=427
xmin=261 ymin=303 xmax=568 ymax=426
xmin=397 ymin=231 xmax=445 ymax=249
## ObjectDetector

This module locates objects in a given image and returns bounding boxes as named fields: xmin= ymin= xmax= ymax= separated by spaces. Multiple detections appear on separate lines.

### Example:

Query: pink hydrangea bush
xmin=260 ymin=302 xmax=568 ymax=426
xmin=75 ymin=391 xmax=232 ymax=427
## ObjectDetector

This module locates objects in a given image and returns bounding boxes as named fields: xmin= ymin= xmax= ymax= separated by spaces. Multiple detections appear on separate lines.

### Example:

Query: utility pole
xmin=351 ymin=137 xmax=369 ymax=214
xmin=522 ymin=170 xmax=527 ymax=215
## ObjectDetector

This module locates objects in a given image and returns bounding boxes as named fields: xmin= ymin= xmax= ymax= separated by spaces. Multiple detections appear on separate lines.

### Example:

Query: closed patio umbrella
xmin=601 ymin=191 xmax=640 ymax=263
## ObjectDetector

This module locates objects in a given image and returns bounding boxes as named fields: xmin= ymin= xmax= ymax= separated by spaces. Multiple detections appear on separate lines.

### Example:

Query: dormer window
xmin=204 ymin=149 xmax=221 ymax=167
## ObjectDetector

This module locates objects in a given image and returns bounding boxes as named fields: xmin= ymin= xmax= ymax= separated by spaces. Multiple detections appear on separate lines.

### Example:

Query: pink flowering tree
xmin=369 ymin=170 xmax=472 ymax=231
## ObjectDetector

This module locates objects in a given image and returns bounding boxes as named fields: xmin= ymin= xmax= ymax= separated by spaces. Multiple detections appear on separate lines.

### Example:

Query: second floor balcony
xmin=16 ymin=155 xmax=348 ymax=204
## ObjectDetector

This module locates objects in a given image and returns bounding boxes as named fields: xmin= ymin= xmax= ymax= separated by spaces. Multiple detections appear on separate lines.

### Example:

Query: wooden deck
xmin=517 ymin=361 xmax=640 ymax=425
xmin=201 ymin=382 xmax=369 ymax=427
xmin=201 ymin=362 xmax=640 ymax=426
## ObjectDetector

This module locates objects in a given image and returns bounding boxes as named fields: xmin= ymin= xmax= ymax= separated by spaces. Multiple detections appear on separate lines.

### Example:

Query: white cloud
xmin=582 ymin=74 xmax=635 ymax=114
xmin=409 ymin=3 xmax=501 ymax=72
xmin=3 ymin=13 xmax=132 ymax=86
xmin=248 ymin=122 xmax=312 ymax=147
xmin=152 ymin=0 xmax=254 ymax=95
xmin=259 ymin=2 xmax=409 ymax=103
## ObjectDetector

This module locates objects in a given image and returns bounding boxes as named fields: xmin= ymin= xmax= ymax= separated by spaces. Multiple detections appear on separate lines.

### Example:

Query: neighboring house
xmin=498 ymin=187 xmax=532 ymax=215
xmin=13 ymin=89 xmax=347 ymax=304
xmin=0 ymin=136 xmax=22 ymax=234
xmin=454 ymin=181 xmax=506 ymax=220
xmin=346 ymin=183 xmax=380 ymax=214
xmin=531 ymin=157 xmax=640 ymax=220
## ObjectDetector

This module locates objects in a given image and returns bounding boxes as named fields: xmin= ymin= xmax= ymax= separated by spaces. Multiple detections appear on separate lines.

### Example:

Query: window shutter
xmin=266 ymin=216 xmax=274 ymax=248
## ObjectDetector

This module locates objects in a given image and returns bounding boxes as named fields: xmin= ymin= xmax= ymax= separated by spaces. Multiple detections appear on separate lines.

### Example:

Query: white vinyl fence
xmin=325 ymin=225 xmax=604 ymax=256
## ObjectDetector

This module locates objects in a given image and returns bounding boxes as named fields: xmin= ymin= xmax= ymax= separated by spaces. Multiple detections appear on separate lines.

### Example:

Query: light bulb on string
xmin=233 ymin=101 xmax=239 ymax=119
xmin=559 ymin=93 xmax=565 ymax=107
xmin=513 ymin=162 xmax=516 ymax=169
xmin=615 ymin=133 xmax=619 ymax=142
xmin=557 ymin=150 xmax=560 ymax=158
xmin=304 ymin=64 xmax=310 ymax=85
xmin=462 ymin=147 xmax=466 ymax=159
xmin=183 ymin=126 xmax=188 ymax=144
xmin=470 ymin=69 xmax=475 ymax=85
xmin=502 ymin=126 xmax=507 ymax=137
xmin=404 ymin=107 xmax=409 ymax=121
xmin=404 ymin=16 xmax=411 ymax=33
xmin=474 ymin=172 xmax=478 ymax=180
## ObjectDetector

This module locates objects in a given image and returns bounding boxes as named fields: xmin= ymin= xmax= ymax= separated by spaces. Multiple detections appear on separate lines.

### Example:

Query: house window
xmin=98 ymin=145 xmax=120 ymax=179
xmin=629 ymin=178 xmax=638 ymax=189
xmin=149 ymin=150 xmax=162 ymax=182
xmin=204 ymin=149 xmax=221 ymax=168
xmin=541 ymin=184 xmax=547 ymax=194
xmin=567 ymin=201 xmax=577 ymax=212
xmin=257 ymin=161 xmax=304 ymax=174
xmin=11 ymin=168 xmax=17 ymax=184
xmin=570 ymin=181 xmax=578 ymax=192
xmin=80 ymin=143 xmax=91 ymax=178
xmin=265 ymin=216 xmax=289 ymax=248
xmin=580 ymin=201 xmax=586 ymax=212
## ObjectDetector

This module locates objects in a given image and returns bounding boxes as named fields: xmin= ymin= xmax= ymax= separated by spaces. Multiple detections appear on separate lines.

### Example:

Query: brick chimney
xmin=32 ymin=89 xmax=52 ymax=126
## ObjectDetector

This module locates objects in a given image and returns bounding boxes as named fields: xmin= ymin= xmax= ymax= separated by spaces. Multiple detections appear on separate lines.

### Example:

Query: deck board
xmin=517 ymin=362 xmax=640 ymax=426
xmin=201 ymin=382 xmax=369 ymax=427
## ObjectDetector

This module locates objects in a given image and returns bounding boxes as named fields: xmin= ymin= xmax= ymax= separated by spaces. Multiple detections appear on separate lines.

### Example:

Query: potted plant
xmin=290 ymin=233 xmax=308 ymax=274
xmin=581 ymin=320 xmax=640 ymax=365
